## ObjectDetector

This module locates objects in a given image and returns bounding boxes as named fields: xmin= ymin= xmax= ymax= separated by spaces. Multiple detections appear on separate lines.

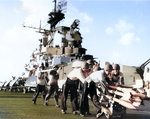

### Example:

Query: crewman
xmin=61 ymin=61 xmax=88 ymax=114
xmin=79 ymin=60 xmax=100 ymax=117
xmin=84 ymin=63 xmax=113 ymax=118
xmin=111 ymin=64 xmax=124 ymax=86
xmin=32 ymin=72 xmax=47 ymax=104
xmin=44 ymin=66 xmax=60 ymax=107
xmin=101 ymin=63 xmax=113 ymax=86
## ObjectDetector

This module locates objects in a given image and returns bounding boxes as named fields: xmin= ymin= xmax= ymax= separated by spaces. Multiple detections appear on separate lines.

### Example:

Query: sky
xmin=0 ymin=0 xmax=150 ymax=82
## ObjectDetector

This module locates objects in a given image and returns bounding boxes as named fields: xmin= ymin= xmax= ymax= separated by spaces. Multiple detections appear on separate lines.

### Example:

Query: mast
xmin=54 ymin=0 xmax=56 ymax=12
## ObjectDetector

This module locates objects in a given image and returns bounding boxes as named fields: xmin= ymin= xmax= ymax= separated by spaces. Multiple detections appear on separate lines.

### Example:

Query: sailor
xmin=44 ymin=66 xmax=60 ymax=107
xmin=61 ymin=61 xmax=88 ymax=114
xmin=102 ymin=63 xmax=113 ymax=85
xmin=85 ymin=63 xmax=113 ymax=89
xmin=111 ymin=64 xmax=124 ymax=86
xmin=25 ymin=51 xmax=38 ymax=77
xmin=32 ymin=71 xmax=47 ymax=105
xmin=79 ymin=60 xmax=100 ymax=117
xmin=84 ymin=63 xmax=114 ymax=118
xmin=87 ymin=59 xmax=101 ymax=72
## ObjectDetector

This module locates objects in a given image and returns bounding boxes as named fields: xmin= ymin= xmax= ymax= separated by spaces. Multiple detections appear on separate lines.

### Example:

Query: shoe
xmin=85 ymin=112 xmax=91 ymax=115
xmin=32 ymin=101 xmax=36 ymax=105
xmin=96 ymin=112 xmax=103 ymax=119
xmin=55 ymin=104 xmax=60 ymax=108
xmin=61 ymin=110 xmax=66 ymax=114
xmin=101 ymin=106 xmax=112 ymax=116
xmin=75 ymin=110 xmax=80 ymax=114
xmin=80 ymin=114 xmax=85 ymax=117
xmin=44 ymin=102 xmax=48 ymax=106
xmin=73 ymin=111 xmax=77 ymax=115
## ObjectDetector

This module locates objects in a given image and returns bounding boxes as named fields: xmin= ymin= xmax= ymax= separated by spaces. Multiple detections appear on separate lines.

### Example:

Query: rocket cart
xmin=97 ymin=81 xmax=126 ymax=119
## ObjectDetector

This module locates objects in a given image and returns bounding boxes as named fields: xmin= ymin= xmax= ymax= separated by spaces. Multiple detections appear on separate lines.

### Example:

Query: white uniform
xmin=36 ymin=73 xmax=46 ymax=85
xmin=85 ymin=70 xmax=104 ymax=83
xmin=67 ymin=68 xmax=86 ymax=83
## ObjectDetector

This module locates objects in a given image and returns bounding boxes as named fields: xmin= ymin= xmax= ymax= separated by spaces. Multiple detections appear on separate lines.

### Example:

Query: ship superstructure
xmin=23 ymin=0 xmax=96 ymax=92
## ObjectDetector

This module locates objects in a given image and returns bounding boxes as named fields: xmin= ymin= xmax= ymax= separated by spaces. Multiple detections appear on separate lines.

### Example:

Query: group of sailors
xmin=31 ymin=59 xmax=150 ymax=118
xmin=32 ymin=65 xmax=60 ymax=107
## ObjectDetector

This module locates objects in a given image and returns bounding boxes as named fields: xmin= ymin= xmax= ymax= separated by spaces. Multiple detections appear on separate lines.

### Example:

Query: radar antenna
xmin=47 ymin=0 xmax=67 ymax=29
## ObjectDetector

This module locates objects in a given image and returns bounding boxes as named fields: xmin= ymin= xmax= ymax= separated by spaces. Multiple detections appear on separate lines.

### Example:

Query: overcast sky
xmin=0 ymin=0 xmax=150 ymax=82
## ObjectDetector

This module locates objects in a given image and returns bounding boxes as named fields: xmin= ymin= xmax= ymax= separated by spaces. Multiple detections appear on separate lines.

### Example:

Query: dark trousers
xmin=61 ymin=78 xmax=79 ymax=112
xmin=80 ymin=81 xmax=101 ymax=114
xmin=32 ymin=84 xmax=46 ymax=102
xmin=45 ymin=85 xmax=59 ymax=105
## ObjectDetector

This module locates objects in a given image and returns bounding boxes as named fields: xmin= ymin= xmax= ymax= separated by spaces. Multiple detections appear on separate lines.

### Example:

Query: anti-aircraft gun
xmin=23 ymin=0 xmax=96 ymax=93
